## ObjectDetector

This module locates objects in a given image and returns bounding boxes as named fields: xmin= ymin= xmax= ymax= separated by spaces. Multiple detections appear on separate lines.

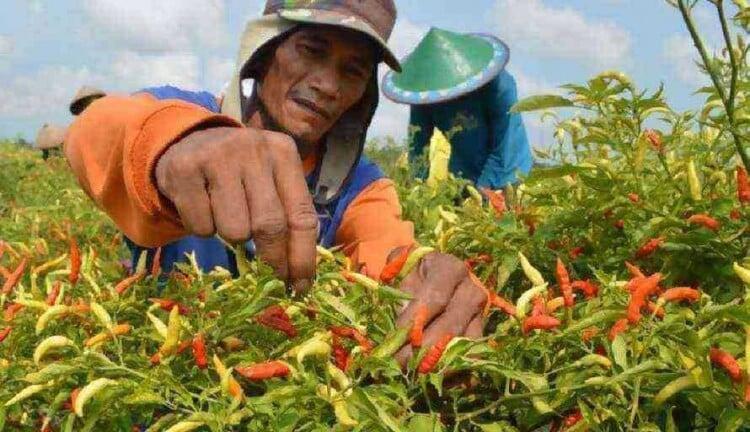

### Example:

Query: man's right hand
xmin=155 ymin=127 xmax=319 ymax=286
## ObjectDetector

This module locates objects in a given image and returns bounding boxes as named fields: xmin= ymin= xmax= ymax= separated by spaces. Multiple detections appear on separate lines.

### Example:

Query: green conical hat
xmin=382 ymin=28 xmax=509 ymax=105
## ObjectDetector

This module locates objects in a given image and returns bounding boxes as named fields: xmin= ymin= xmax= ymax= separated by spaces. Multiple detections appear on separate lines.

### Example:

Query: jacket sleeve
xmin=335 ymin=178 xmax=415 ymax=278
xmin=64 ymin=93 xmax=242 ymax=247
xmin=408 ymin=106 xmax=434 ymax=180
xmin=476 ymin=72 xmax=533 ymax=189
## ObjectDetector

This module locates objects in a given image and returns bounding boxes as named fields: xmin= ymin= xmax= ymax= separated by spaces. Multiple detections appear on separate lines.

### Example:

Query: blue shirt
xmin=408 ymin=71 xmax=533 ymax=189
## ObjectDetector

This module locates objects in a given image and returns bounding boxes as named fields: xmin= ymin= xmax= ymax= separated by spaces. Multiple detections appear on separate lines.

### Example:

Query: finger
xmin=465 ymin=314 xmax=484 ymax=339
xmin=205 ymin=166 xmax=251 ymax=243
xmin=244 ymin=161 xmax=290 ymax=280
xmin=395 ymin=253 xmax=467 ymax=329
xmin=267 ymin=133 xmax=318 ymax=284
xmin=172 ymin=172 xmax=215 ymax=237
xmin=395 ymin=277 xmax=485 ymax=365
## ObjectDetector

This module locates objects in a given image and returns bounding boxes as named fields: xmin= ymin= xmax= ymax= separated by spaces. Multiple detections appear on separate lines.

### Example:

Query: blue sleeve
xmin=477 ymin=72 xmax=533 ymax=189
xmin=408 ymin=106 xmax=434 ymax=180
xmin=139 ymin=85 xmax=220 ymax=113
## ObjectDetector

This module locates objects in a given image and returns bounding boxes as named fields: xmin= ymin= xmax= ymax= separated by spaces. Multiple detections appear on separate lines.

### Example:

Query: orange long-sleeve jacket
xmin=64 ymin=90 xmax=414 ymax=277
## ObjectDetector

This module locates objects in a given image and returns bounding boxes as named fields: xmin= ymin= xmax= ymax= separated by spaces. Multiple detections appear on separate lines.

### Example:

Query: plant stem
xmin=677 ymin=0 xmax=750 ymax=169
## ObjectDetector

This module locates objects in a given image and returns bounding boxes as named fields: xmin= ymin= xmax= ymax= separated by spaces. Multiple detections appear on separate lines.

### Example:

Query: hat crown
xmin=263 ymin=0 xmax=396 ymax=41
xmin=393 ymin=28 xmax=495 ymax=93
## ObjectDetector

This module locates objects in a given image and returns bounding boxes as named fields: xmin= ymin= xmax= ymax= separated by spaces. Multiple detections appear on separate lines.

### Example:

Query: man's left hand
xmin=394 ymin=252 xmax=486 ymax=365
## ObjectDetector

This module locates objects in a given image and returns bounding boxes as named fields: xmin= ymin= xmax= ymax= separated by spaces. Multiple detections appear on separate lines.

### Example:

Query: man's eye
xmin=344 ymin=66 xmax=366 ymax=79
xmin=301 ymin=44 xmax=324 ymax=56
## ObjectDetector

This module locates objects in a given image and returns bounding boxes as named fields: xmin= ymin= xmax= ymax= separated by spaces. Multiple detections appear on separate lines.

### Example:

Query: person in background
xmin=33 ymin=86 xmax=106 ymax=160
xmin=64 ymin=0 xmax=487 ymax=363
xmin=382 ymin=28 xmax=533 ymax=190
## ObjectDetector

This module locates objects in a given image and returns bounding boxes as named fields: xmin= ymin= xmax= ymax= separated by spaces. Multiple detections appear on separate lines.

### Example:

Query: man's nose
xmin=308 ymin=65 xmax=340 ymax=101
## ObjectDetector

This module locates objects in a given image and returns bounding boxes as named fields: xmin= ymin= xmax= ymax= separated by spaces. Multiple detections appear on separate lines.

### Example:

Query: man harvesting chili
xmin=64 ymin=0 xmax=486 ymax=360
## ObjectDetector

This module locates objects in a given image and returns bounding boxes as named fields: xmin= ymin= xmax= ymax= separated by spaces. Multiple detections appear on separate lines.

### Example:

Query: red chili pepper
xmin=235 ymin=361 xmax=291 ymax=381
xmin=45 ymin=281 xmax=61 ymax=306
xmin=1 ymin=258 xmax=27 ymax=295
xmin=569 ymin=247 xmax=584 ymax=260
xmin=256 ymin=305 xmax=297 ymax=338
xmin=628 ymin=193 xmax=640 ymax=203
xmin=330 ymin=326 xmax=373 ymax=352
xmin=614 ymin=219 xmax=625 ymax=230
xmin=737 ymin=166 xmax=750 ymax=204
xmin=582 ymin=327 xmax=599 ymax=343
xmin=69 ymin=238 xmax=80 ymax=286
xmin=646 ymin=302 xmax=665 ymax=319
xmin=379 ymin=245 xmax=412 ymax=283
xmin=595 ymin=345 xmax=608 ymax=356
xmin=0 ymin=327 xmax=11 ymax=343
xmin=150 ymin=298 xmax=191 ymax=315
xmin=731 ymin=209 xmax=742 ymax=220
xmin=660 ymin=287 xmax=700 ymax=304
xmin=608 ymin=318 xmax=629 ymax=341
xmin=332 ymin=335 xmax=350 ymax=372
xmin=709 ymin=347 xmax=743 ymax=382
xmin=488 ymin=293 xmax=517 ymax=317
xmin=410 ymin=304 xmax=429 ymax=348
xmin=563 ymin=410 xmax=584 ymax=427
xmin=556 ymin=258 xmax=574 ymax=308
xmin=645 ymin=129 xmax=663 ymax=152
xmin=418 ymin=333 xmax=454 ymax=374
xmin=571 ymin=280 xmax=599 ymax=299
xmin=522 ymin=315 xmax=561 ymax=334
xmin=627 ymin=273 xmax=662 ymax=324
xmin=686 ymin=214 xmax=720 ymax=231
xmin=636 ymin=237 xmax=665 ymax=259
xmin=115 ymin=271 xmax=146 ymax=295
xmin=465 ymin=254 xmax=492 ymax=271
xmin=481 ymin=188 xmax=507 ymax=216
xmin=625 ymin=262 xmax=645 ymax=279
xmin=3 ymin=303 xmax=24 ymax=322
xmin=531 ymin=296 xmax=547 ymax=317
xmin=191 ymin=333 xmax=208 ymax=370
xmin=151 ymin=247 xmax=162 ymax=278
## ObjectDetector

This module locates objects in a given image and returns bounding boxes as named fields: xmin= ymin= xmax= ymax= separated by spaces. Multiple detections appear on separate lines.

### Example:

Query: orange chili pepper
xmin=235 ymin=361 xmax=291 ymax=381
xmin=45 ymin=281 xmax=61 ymax=306
xmin=659 ymin=287 xmax=700 ymax=304
xmin=418 ymin=333 xmax=454 ymax=374
xmin=114 ymin=271 xmax=146 ymax=295
xmin=556 ymin=258 xmax=574 ymax=307
xmin=191 ymin=333 xmax=208 ymax=370
xmin=686 ymin=214 xmax=720 ymax=231
xmin=150 ymin=247 xmax=162 ymax=278
xmin=2 ymin=258 xmax=27 ymax=295
xmin=69 ymin=238 xmax=80 ymax=286
xmin=0 ymin=327 xmax=11 ymax=343
xmin=737 ymin=166 xmax=750 ymax=204
xmin=571 ymin=280 xmax=599 ymax=299
xmin=636 ymin=237 xmax=665 ymax=259
xmin=710 ymin=347 xmax=742 ymax=382
xmin=522 ymin=315 xmax=561 ymax=335
xmin=608 ymin=318 xmax=629 ymax=341
xmin=379 ymin=245 xmax=412 ymax=283
xmin=4 ymin=303 xmax=24 ymax=322
xmin=410 ymin=304 xmax=429 ymax=348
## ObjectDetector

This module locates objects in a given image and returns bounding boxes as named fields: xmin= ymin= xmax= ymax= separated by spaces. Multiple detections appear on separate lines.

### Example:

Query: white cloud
xmin=663 ymin=34 xmax=710 ymax=86
xmin=109 ymin=51 xmax=201 ymax=90
xmin=81 ymin=0 xmax=227 ymax=52
xmin=0 ymin=36 xmax=13 ymax=56
xmin=206 ymin=57 xmax=235 ymax=94
xmin=0 ymin=65 xmax=103 ymax=118
xmin=492 ymin=0 xmax=632 ymax=70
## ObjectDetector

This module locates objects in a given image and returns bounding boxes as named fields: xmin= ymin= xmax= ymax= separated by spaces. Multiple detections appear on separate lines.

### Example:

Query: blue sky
xmin=0 ymin=0 xmax=733 ymax=148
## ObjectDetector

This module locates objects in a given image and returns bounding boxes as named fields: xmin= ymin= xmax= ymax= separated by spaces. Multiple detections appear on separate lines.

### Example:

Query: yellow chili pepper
xmin=90 ymin=302 xmax=113 ymax=330
xmin=33 ymin=335 xmax=75 ymax=364
xmin=159 ymin=306 xmax=181 ymax=357
xmin=84 ymin=323 xmax=131 ymax=348
xmin=4 ymin=381 xmax=53 ymax=407
xmin=515 ymin=285 xmax=548 ymax=320
xmin=147 ymin=312 xmax=168 ymax=339
xmin=687 ymin=159 xmax=702 ymax=201
xmin=31 ymin=253 xmax=68 ymax=275
xmin=36 ymin=305 xmax=72 ymax=335
xmin=316 ymin=384 xmax=358 ymax=428
xmin=518 ymin=252 xmax=545 ymax=286
xmin=74 ymin=378 xmax=117 ymax=417
xmin=653 ymin=375 xmax=696 ymax=406
xmin=163 ymin=422 xmax=205 ymax=432
xmin=399 ymin=247 xmax=435 ymax=278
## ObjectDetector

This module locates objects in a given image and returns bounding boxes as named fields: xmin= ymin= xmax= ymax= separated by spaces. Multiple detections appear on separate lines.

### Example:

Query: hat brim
xmin=278 ymin=9 xmax=401 ymax=72
xmin=382 ymin=34 xmax=509 ymax=105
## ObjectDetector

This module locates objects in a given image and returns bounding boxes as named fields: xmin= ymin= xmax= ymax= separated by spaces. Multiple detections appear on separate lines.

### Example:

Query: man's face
xmin=258 ymin=25 xmax=376 ymax=145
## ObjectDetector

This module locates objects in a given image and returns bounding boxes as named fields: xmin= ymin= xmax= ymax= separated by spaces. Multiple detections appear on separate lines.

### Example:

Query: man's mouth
xmin=291 ymin=97 xmax=331 ymax=120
